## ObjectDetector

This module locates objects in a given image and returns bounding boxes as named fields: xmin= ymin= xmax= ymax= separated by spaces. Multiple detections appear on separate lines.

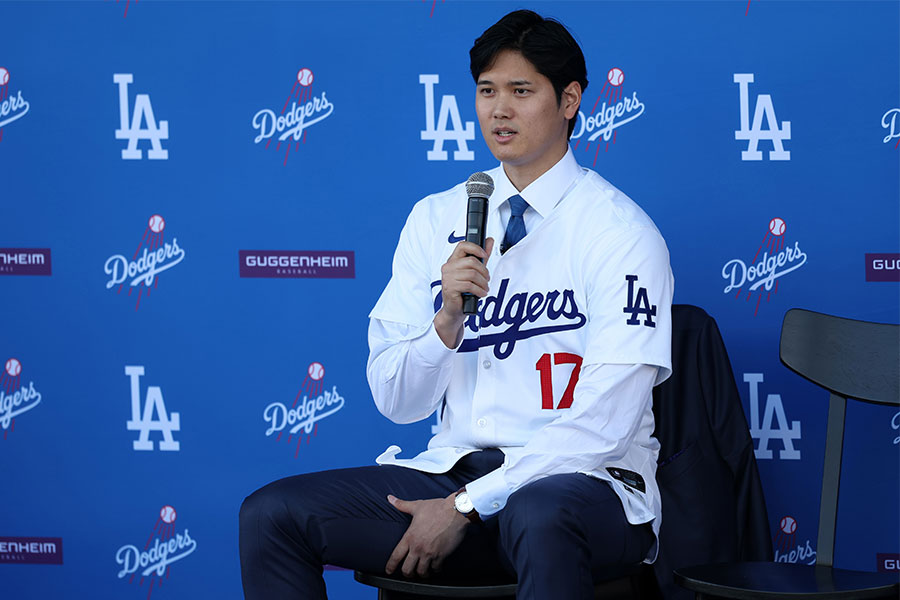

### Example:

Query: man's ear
xmin=561 ymin=81 xmax=582 ymax=120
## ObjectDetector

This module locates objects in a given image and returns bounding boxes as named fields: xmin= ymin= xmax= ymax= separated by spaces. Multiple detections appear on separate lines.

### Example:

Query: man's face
xmin=475 ymin=50 xmax=577 ymax=180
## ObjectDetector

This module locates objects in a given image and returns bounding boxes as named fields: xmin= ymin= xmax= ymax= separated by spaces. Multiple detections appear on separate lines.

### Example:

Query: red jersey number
xmin=535 ymin=352 xmax=583 ymax=409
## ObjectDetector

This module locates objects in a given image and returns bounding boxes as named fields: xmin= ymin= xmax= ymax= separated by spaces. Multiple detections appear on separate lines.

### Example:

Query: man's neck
xmin=501 ymin=142 xmax=569 ymax=192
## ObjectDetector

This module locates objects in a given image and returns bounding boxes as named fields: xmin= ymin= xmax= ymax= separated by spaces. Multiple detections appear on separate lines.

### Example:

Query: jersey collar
xmin=491 ymin=146 xmax=583 ymax=219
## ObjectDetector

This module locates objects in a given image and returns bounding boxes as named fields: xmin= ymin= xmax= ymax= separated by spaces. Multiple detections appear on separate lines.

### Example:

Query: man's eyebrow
xmin=476 ymin=78 xmax=534 ymax=87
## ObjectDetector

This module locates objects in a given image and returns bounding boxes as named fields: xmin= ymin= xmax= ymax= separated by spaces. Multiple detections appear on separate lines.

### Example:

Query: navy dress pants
xmin=239 ymin=450 xmax=654 ymax=600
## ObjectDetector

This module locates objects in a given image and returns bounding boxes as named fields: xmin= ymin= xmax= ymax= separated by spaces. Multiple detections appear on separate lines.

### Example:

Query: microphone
xmin=462 ymin=172 xmax=494 ymax=315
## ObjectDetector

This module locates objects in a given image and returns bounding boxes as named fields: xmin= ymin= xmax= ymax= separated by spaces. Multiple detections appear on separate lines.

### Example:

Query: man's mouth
xmin=493 ymin=128 xmax=517 ymax=139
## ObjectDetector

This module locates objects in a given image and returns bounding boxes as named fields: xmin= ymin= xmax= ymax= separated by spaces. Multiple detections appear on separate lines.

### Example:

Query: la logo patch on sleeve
xmin=623 ymin=275 xmax=656 ymax=328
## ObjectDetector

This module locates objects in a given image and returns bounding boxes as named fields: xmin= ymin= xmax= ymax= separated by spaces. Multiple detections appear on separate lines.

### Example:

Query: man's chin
xmin=486 ymin=145 xmax=522 ymax=165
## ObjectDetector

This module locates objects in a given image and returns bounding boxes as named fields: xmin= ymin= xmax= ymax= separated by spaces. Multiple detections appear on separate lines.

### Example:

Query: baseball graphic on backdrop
xmin=769 ymin=217 xmax=786 ymax=236
xmin=160 ymin=505 xmax=177 ymax=524
xmin=607 ymin=67 xmax=624 ymax=86
xmin=297 ymin=68 xmax=314 ymax=87
xmin=308 ymin=362 xmax=325 ymax=381
xmin=5 ymin=358 xmax=21 ymax=377
xmin=780 ymin=515 xmax=797 ymax=534
xmin=148 ymin=214 xmax=166 ymax=233
xmin=0 ymin=67 xmax=9 ymax=86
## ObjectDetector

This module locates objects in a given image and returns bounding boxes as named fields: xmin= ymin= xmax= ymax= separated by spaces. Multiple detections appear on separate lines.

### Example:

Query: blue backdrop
xmin=1 ymin=1 xmax=898 ymax=598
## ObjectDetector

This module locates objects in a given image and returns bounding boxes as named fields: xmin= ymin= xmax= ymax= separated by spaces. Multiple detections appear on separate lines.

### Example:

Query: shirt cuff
xmin=464 ymin=467 xmax=510 ymax=518
xmin=410 ymin=321 xmax=459 ymax=366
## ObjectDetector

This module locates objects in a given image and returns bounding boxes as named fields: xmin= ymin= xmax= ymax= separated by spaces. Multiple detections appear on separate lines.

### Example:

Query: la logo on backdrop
xmin=734 ymin=73 xmax=790 ymax=161
xmin=114 ymin=74 xmax=169 ymax=160
xmin=252 ymin=68 xmax=334 ymax=166
xmin=263 ymin=362 xmax=346 ymax=459
xmin=721 ymin=217 xmax=808 ymax=316
xmin=125 ymin=366 xmax=180 ymax=451
xmin=104 ymin=215 xmax=186 ymax=310
xmin=116 ymin=505 xmax=197 ymax=598
xmin=0 ymin=67 xmax=30 ymax=143
xmin=570 ymin=67 xmax=645 ymax=165
xmin=744 ymin=372 xmax=801 ymax=461
xmin=420 ymin=74 xmax=475 ymax=161
xmin=0 ymin=358 xmax=42 ymax=441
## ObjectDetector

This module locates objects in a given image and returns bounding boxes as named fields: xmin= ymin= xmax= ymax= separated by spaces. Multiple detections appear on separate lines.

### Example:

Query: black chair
xmin=674 ymin=308 xmax=900 ymax=599
xmin=354 ymin=568 xmax=656 ymax=600
xmin=353 ymin=572 xmax=517 ymax=600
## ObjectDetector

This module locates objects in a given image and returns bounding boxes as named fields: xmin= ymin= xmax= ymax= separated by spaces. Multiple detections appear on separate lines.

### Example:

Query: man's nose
xmin=492 ymin=92 xmax=513 ymax=119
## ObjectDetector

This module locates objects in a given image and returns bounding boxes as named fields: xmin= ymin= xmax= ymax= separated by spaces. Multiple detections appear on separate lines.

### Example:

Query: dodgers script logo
xmin=116 ymin=505 xmax=197 ymax=598
xmin=571 ymin=67 xmax=645 ymax=165
xmin=125 ymin=366 xmax=180 ymax=451
xmin=734 ymin=73 xmax=790 ymax=161
xmin=420 ymin=74 xmax=475 ymax=161
xmin=432 ymin=278 xmax=587 ymax=360
xmin=263 ymin=362 xmax=345 ymax=459
xmin=722 ymin=218 xmax=807 ymax=316
xmin=0 ymin=67 xmax=30 ymax=143
xmin=104 ymin=214 xmax=185 ymax=310
xmin=0 ymin=358 xmax=41 ymax=441
xmin=252 ymin=68 xmax=334 ymax=166
xmin=745 ymin=373 xmax=800 ymax=460
xmin=883 ymin=108 xmax=900 ymax=148
xmin=114 ymin=74 xmax=168 ymax=160
xmin=891 ymin=411 xmax=899 ymax=445
xmin=772 ymin=515 xmax=816 ymax=565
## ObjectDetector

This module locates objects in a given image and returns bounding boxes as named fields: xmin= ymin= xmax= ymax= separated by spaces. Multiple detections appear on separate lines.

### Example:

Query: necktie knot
xmin=508 ymin=194 xmax=528 ymax=219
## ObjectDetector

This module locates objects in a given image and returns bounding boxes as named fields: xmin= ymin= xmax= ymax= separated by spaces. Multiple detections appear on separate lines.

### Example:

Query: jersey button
xmin=491 ymin=502 xmax=500 ymax=509
xmin=482 ymin=360 xmax=492 ymax=369
xmin=476 ymin=418 xmax=487 ymax=428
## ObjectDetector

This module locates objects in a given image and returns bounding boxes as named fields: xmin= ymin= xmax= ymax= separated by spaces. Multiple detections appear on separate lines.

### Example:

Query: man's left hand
xmin=385 ymin=493 xmax=469 ymax=578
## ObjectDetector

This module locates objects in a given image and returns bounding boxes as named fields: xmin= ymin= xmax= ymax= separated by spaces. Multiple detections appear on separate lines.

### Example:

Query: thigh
xmin=500 ymin=474 xmax=653 ymax=575
xmin=244 ymin=451 xmax=509 ymax=577
xmin=244 ymin=465 xmax=452 ymax=572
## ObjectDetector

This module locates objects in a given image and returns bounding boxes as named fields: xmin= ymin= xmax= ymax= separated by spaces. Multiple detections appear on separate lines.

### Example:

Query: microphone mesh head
xmin=466 ymin=172 xmax=494 ymax=199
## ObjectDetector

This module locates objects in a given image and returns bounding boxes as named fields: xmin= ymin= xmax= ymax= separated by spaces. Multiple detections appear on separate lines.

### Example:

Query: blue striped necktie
xmin=501 ymin=195 xmax=529 ymax=254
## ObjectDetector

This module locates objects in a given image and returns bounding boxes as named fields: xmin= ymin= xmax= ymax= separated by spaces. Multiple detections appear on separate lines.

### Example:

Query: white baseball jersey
xmin=368 ymin=147 xmax=673 ymax=561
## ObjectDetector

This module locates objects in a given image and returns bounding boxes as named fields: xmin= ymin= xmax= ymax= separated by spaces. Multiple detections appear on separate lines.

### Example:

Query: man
xmin=240 ymin=10 xmax=673 ymax=599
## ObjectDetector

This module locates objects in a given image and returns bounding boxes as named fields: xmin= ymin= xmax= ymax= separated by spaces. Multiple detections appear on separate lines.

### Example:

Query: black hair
xmin=470 ymin=10 xmax=588 ymax=138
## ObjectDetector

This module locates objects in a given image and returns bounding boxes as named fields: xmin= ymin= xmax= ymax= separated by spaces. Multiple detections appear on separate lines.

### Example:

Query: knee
xmin=241 ymin=483 xmax=281 ymax=532
xmin=239 ymin=478 xmax=306 ymax=535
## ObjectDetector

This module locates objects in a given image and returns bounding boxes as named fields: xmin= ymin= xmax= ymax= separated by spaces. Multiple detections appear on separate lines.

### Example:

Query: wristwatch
xmin=454 ymin=488 xmax=480 ymax=523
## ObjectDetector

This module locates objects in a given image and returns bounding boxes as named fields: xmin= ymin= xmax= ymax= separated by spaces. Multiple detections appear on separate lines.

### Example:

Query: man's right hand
xmin=434 ymin=237 xmax=494 ymax=348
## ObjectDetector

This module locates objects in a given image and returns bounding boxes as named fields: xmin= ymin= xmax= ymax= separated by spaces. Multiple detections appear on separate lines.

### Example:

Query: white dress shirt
xmin=367 ymin=147 xmax=674 ymax=561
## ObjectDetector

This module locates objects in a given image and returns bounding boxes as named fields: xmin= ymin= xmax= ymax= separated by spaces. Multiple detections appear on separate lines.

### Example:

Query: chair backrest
xmin=780 ymin=308 xmax=899 ymax=406
xmin=778 ymin=308 xmax=900 ymax=569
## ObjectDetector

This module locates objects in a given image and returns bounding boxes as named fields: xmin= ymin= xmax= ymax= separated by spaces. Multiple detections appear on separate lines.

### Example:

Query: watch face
xmin=455 ymin=491 xmax=474 ymax=514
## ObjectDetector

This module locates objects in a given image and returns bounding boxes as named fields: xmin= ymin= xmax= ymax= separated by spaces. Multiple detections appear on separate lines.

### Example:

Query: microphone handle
xmin=462 ymin=196 xmax=488 ymax=315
